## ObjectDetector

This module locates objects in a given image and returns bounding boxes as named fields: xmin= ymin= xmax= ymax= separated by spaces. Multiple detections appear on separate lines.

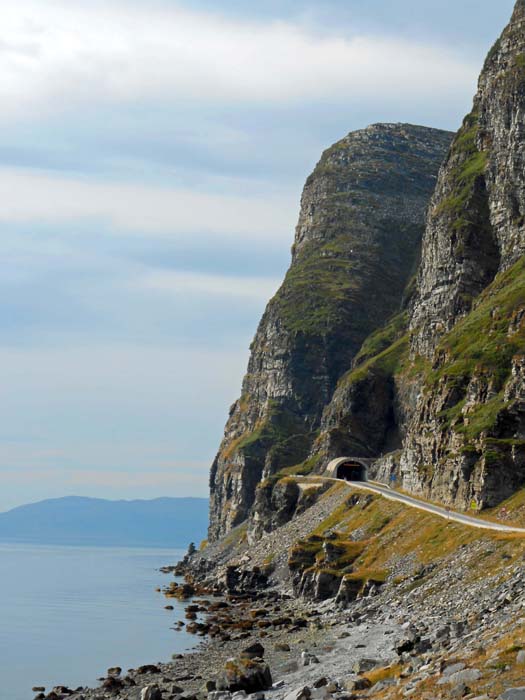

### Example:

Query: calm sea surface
xmin=0 ymin=543 xmax=199 ymax=700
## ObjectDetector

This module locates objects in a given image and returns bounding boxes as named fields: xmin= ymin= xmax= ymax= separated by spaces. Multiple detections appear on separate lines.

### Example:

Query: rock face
xmin=411 ymin=1 xmax=525 ymax=358
xmin=313 ymin=311 xmax=413 ymax=465
xmin=208 ymin=124 xmax=452 ymax=540
xmin=300 ymin=0 xmax=525 ymax=512
xmin=397 ymin=0 xmax=525 ymax=507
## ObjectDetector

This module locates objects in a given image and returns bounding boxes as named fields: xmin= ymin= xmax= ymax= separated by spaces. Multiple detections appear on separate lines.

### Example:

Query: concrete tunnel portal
xmin=326 ymin=457 xmax=369 ymax=482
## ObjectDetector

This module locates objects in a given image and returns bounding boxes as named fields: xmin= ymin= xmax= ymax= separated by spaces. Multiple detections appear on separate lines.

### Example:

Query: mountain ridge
xmin=0 ymin=495 xmax=209 ymax=547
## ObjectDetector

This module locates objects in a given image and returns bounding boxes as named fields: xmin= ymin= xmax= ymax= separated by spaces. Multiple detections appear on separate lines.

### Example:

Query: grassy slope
xmin=288 ymin=481 xmax=525 ymax=592
xmin=287 ymin=481 xmax=525 ymax=697
xmin=425 ymin=256 xmax=525 ymax=439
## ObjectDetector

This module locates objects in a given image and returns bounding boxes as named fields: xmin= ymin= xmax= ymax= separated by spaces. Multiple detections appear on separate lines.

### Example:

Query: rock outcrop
xmin=312 ymin=0 xmax=525 ymax=510
xmin=300 ymin=0 xmax=525 ymax=513
xmin=208 ymin=124 xmax=452 ymax=540
xmin=209 ymin=0 xmax=525 ymax=538
xmin=411 ymin=1 xmax=525 ymax=358
xmin=397 ymin=0 xmax=525 ymax=507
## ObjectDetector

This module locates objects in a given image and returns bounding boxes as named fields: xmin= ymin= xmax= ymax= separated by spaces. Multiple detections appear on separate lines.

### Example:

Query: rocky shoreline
xmin=29 ymin=478 xmax=525 ymax=700
xmin=32 ymin=526 xmax=525 ymax=700
xmin=30 ymin=561 xmax=403 ymax=700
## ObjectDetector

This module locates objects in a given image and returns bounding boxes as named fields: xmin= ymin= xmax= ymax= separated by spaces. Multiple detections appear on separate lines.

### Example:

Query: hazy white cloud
xmin=139 ymin=269 xmax=281 ymax=301
xmin=0 ymin=341 xmax=247 ymax=509
xmin=0 ymin=466 xmax=208 ymax=487
xmin=0 ymin=0 xmax=477 ymax=120
xmin=0 ymin=167 xmax=296 ymax=238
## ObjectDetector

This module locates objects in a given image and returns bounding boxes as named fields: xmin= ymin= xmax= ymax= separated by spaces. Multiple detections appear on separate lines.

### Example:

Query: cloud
xmin=0 ymin=167 xmax=296 ymax=238
xmin=0 ymin=466 xmax=209 ymax=488
xmin=0 ymin=1 xmax=478 ymax=120
xmin=0 ymin=342 xmax=248 ymax=500
xmin=139 ymin=269 xmax=281 ymax=301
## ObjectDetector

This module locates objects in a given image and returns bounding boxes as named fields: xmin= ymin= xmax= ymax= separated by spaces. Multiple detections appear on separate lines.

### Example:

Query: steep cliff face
xmin=208 ymin=124 xmax=452 ymax=541
xmin=411 ymin=0 xmax=525 ymax=359
xmin=397 ymin=0 xmax=525 ymax=508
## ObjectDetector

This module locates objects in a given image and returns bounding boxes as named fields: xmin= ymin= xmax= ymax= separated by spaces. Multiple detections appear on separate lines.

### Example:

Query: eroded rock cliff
xmin=399 ymin=0 xmax=525 ymax=507
xmin=313 ymin=0 xmax=525 ymax=511
xmin=209 ymin=124 xmax=452 ymax=541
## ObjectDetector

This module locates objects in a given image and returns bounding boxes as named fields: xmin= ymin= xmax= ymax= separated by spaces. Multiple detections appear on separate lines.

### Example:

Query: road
xmin=310 ymin=476 xmax=525 ymax=534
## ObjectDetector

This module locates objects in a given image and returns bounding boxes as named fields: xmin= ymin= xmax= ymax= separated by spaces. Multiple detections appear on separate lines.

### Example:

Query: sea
xmin=0 ymin=542 xmax=199 ymax=700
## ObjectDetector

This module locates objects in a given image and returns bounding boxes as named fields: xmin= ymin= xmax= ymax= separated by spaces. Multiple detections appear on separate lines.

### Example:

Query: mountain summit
xmin=209 ymin=124 xmax=452 ymax=541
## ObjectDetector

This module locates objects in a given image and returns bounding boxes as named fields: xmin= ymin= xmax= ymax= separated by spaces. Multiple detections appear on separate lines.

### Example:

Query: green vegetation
xmin=353 ymin=311 xmax=408 ymax=366
xmin=260 ymin=455 xmax=322 ymax=488
xmin=419 ymin=255 xmax=525 ymax=439
xmin=338 ymin=332 xmax=409 ymax=389
xmin=271 ymin=235 xmax=369 ymax=336
xmin=228 ymin=401 xmax=316 ymax=472
xmin=436 ymin=109 xmax=489 ymax=229
xmin=515 ymin=53 xmax=525 ymax=70
xmin=286 ymin=482 xmax=524 ymax=593
xmin=288 ymin=532 xmax=365 ymax=576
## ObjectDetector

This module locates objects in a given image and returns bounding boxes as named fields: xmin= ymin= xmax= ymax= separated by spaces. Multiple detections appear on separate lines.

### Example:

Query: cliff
xmin=399 ymin=0 xmax=525 ymax=508
xmin=314 ymin=0 xmax=525 ymax=511
xmin=208 ymin=125 xmax=453 ymax=541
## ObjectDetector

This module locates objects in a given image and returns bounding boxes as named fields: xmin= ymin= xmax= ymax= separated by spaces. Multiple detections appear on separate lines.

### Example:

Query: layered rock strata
xmin=209 ymin=125 xmax=452 ymax=540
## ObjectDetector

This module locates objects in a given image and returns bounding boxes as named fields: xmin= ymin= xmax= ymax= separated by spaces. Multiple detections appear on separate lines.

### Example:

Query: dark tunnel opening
xmin=336 ymin=461 xmax=366 ymax=482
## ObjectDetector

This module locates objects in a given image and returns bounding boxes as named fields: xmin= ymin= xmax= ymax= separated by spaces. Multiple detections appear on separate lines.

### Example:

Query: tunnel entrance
xmin=336 ymin=461 xmax=366 ymax=482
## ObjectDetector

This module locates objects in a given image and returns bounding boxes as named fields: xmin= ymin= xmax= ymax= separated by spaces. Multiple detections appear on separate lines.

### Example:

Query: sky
xmin=0 ymin=0 xmax=516 ymax=511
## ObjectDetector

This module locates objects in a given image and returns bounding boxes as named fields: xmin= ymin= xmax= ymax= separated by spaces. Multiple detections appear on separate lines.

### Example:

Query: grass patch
xmin=364 ymin=664 xmax=401 ymax=686
xmin=416 ymin=255 xmax=525 ymax=439
xmin=353 ymin=311 xmax=408 ymax=367
xmin=338 ymin=333 xmax=409 ymax=388
xmin=435 ymin=109 xmax=488 ymax=227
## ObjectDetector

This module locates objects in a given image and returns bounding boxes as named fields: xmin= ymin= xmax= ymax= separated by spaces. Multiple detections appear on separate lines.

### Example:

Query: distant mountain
xmin=0 ymin=496 xmax=209 ymax=547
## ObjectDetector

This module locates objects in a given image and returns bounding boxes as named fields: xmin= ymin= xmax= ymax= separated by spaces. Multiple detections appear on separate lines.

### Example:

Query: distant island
xmin=0 ymin=496 xmax=209 ymax=547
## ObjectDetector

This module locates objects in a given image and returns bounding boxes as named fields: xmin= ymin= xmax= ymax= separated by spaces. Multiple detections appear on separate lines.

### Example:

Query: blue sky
xmin=0 ymin=0 xmax=515 ymax=511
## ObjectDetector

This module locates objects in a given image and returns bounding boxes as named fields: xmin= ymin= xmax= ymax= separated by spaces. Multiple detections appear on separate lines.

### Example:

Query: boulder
xmin=352 ymin=658 xmax=378 ymax=674
xmin=438 ymin=668 xmax=481 ymax=686
xmin=107 ymin=667 xmax=122 ymax=676
xmin=217 ymin=659 xmax=272 ymax=693
xmin=208 ymin=692 xmax=232 ymax=700
xmin=301 ymin=651 xmax=320 ymax=667
xmin=441 ymin=663 xmax=466 ymax=677
xmin=344 ymin=678 xmax=371 ymax=692
xmin=241 ymin=643 xmax=265 ymax=660
xmin=283 ymin=686 xmax=311 ymax=700
xmin=501 ymin=690 xmax=525 ymax=700
xmin=395 ymin=630 xmax=419 ymax=655
xmin=141 ymin=686 xmax=162 ymax=700
xmin=137 ymin=665 xmax=161 ymax=675
xmin=102 ymin=676 xmax=124 ymax=691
